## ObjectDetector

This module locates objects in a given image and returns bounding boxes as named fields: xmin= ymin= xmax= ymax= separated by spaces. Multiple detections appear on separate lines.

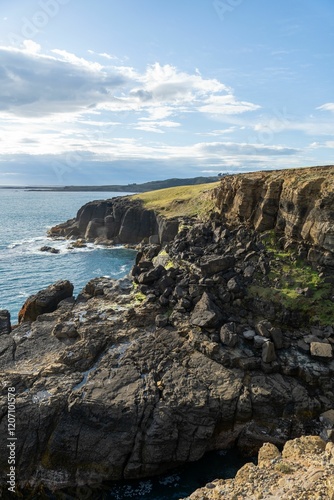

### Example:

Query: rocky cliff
xmin=214 ymin=165 xmax=334 ymax=268
xmin=48 ymin=196 xmax=180 ymax=245
xmin=49 ymin=165 xmax=334 ymax=269
xmin=0 ymin=166 xmax=333 ymax=495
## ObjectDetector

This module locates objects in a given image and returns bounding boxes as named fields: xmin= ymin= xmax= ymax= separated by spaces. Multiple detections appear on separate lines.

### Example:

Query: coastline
xmin=1 ymin=166 xmax=333 ymax=496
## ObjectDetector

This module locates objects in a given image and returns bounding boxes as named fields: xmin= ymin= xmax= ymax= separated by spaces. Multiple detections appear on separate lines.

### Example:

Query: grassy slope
xmin=133 ymin=181 xmax=220 ymax=218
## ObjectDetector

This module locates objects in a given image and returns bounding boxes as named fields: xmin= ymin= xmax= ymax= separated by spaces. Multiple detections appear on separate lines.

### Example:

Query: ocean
xmin=0 ymin=189 xmax=136 ymax=322
xmin=0 ymin=188 xmax=249 ymax=498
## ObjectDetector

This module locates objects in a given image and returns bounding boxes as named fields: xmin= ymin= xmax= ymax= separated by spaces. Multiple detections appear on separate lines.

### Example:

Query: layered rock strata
xmin=214 ymin=165 xmax=334 ymax=268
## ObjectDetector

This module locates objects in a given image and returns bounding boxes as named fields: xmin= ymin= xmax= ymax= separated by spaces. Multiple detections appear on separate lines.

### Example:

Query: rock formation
xmin=0 ymin=166 xmax=333 ymax=494
xmin=48 ymin=196 xmax=180 ymax=245
xmin=185 ymin=435 xmax=334 ymax=499
xmin=214 ymin=165 xmax=334 ymax=268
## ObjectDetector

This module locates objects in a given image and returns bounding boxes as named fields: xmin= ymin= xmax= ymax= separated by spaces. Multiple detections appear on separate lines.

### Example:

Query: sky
xmin=0 ymin=0 xmax=333 ymax=185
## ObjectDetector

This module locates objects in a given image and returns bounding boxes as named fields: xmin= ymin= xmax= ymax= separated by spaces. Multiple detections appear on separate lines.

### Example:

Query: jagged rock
xmin=220 ymin=323 xmax=238 ymax=347
xmin=0 ymin=310 xmax=11 ymax=335
xmin=262 ymin=340 xmax=276 ymax=363
xmin=256 ymin=320 xmax=272 ymax=338
xmin=310 ymin=342 xmax=333 ymax=358
xmin=190 ymin=292 xmax=222 ymax=328
xmin=40 ymin=245 xmax=60 ymax=254
xmin=257 ymin=442 xmax=281 ymax=467
xmin=186 ymin=436 xmax=334 ymax=500
xmin=200 ymin=255 xmax=235 ymax=276
xmin=18 ymin=280 xmax=74 ymax=323
xmin=137 ymin=265 xmax=166 ymax=284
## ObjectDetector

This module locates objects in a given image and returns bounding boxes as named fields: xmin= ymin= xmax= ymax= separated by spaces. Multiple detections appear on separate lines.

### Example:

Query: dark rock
xmin=0 ymin=310 xmax=11 ymax=335
xmin=220 ymin=323 xmax=238 ymax=347
xmin=200 ymin=256 xmax=235 ymax=276
xmin=190 ymin=292 xmax=222 ymax=328
xmin=155 ymin=314 xmax=169 ymax=328
xmin=40 ymin=246 xmax=60 ymax=254
xmin=137 ymin=265 xmax=166 ymax=284
xmin=262 ymin=341 xmax=277 ymax=363
xmin=18 ymin=280 xmax=74 ymax=323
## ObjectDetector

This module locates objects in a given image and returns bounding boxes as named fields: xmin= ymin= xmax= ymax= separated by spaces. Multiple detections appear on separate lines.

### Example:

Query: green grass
xmin=249 ymin=231 xmax=334 ymax=326
xmin=133 ymin=182 xmax=220 ymax=218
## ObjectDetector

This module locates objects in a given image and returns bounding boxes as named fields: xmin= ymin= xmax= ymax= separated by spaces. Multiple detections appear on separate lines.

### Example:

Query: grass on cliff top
xmin=249 ymin=231 xmax=334 ymax=326
xmin=133 ymin=182 xmax=220 ymax=218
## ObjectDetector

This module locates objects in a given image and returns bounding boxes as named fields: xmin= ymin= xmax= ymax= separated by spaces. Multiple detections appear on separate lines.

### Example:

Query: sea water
xmin=0 ymin=189 xmax=136 ymax=321
xmin=0 ymin=188 xmax=249 ymax=498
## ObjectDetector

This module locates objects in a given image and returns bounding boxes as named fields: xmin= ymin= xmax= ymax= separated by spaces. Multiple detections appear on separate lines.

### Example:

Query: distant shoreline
xmin=0 ymin=175 xmax=222 ymax=193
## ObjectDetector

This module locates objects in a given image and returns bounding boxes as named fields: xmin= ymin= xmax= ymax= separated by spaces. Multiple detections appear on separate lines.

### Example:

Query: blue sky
xmin=0 ymin=0 xmax=333 ymax=185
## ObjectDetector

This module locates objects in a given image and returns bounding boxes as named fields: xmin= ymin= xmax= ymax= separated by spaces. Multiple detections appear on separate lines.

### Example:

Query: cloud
xmin=0 ymin=44 xmax=129 ymax=117
xmin=317 ymin=103 xmax=334 ymax=112
xmin=0 ymin=43 xmax=260 ymax=125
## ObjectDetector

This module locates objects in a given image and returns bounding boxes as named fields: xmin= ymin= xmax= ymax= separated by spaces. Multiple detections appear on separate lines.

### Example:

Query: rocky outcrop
xmin=1 ymin=211 xmax=334 ymax=493
xmin=48 ymin=196 xmax=180 ymax=245
xmin=18 ymin=280 xmax=74 ymax=323
xmin=214 ymin=165 xmax=334 ymax=268
xmin=1 ymin=166 xmax=333 ymax=494
xmin=185 ymin=436 xmax=334 ymax=500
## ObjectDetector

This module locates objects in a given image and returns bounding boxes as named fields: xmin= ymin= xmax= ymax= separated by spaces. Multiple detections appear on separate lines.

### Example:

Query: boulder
xmin=18 ymin=280 xmax=74 ymax=323
xmin=262 ymin=341 xmax=276 ymax=363
xmin=40 ymin=246 xmax=60 ymax=254
xmin=190 ymin=292 xmax=222 ymax=328
xmin=137 ymin=265 xmax=166 ymax=285
xmin=220 ymin=323 xmax=238 ymax=347
xmin=310 ymin=342 xmax=333 ymax=358
xmin=200 ymin=256 xmax=235 ymax=276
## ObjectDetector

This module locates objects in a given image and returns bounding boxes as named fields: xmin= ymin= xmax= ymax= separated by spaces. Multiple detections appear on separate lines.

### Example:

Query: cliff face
xmin=49 ymin=196 xmax=180 ymax=245
xmin=214 ymin=165 xmax=334 ymax=268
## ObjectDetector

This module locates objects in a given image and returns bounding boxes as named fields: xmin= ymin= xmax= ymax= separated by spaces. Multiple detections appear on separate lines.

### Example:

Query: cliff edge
xmin=214 ymin=165 xmax=334 ymax=269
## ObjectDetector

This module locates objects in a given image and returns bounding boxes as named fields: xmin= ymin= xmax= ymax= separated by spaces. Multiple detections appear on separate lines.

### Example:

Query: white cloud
xmin=317 ymin=103 xmax=334 ymax=112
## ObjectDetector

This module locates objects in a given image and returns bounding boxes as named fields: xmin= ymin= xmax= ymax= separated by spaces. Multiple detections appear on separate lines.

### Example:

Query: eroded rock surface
xmin=214 ymin=165 xmax=334 ymax=268
xmin=1 ymin=213 xmax=334 ymax=492
xmin=185 ymin=436 xmax=334 ymax=500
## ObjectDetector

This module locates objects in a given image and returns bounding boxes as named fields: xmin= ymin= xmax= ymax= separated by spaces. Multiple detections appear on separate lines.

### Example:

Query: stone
xmin=270 ymin=327 xmax=283 ymax=349
xmin=40 ymin=245 xmax=60 ymax=254
xmin=320 ymin=409 xmax=334 ymax=428
xmin=254 ymin=335 xmax=266 ymax=348
xmin=0 ymin=310 xmax=11 ymax=335
xmin=243 ymin=329 xmax=256 ymax=340
xmin=220 ymin=323 xmax=238 ymax=347
xmin=18 ymin=280 xmax=74 ymax=323
xmin=258 ymin=442 xmax=281 ymax=467
xmin=244 ymin=265 xmax=255 ymax=278
xmin=262 ymin=341 xmax=276 ymax=363
xmin=137 ymin=265 xmax=165 ymax=284
xmin=282 ymin=436 xmax=326 ymax=461
xmin=310 ymin=342 xmax=333 ymax=358
xmin=256 ymin=320 xmax=272 ymax=338
xmin=190 ymin=292 xmax=222 ymax=328
xmin=200 ymin=256 xmax=235 ymax=276
xmin=155 ymin=314 xmax=169 ymax=328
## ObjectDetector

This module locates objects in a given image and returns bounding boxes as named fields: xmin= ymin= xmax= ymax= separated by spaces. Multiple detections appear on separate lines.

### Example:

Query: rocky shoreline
xmin=0 ymin=166 xmax=333 ymax=495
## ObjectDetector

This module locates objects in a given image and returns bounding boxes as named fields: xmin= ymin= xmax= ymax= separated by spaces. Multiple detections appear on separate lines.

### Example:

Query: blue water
xmin=0 ymin=189 xmax=136 ymax=322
